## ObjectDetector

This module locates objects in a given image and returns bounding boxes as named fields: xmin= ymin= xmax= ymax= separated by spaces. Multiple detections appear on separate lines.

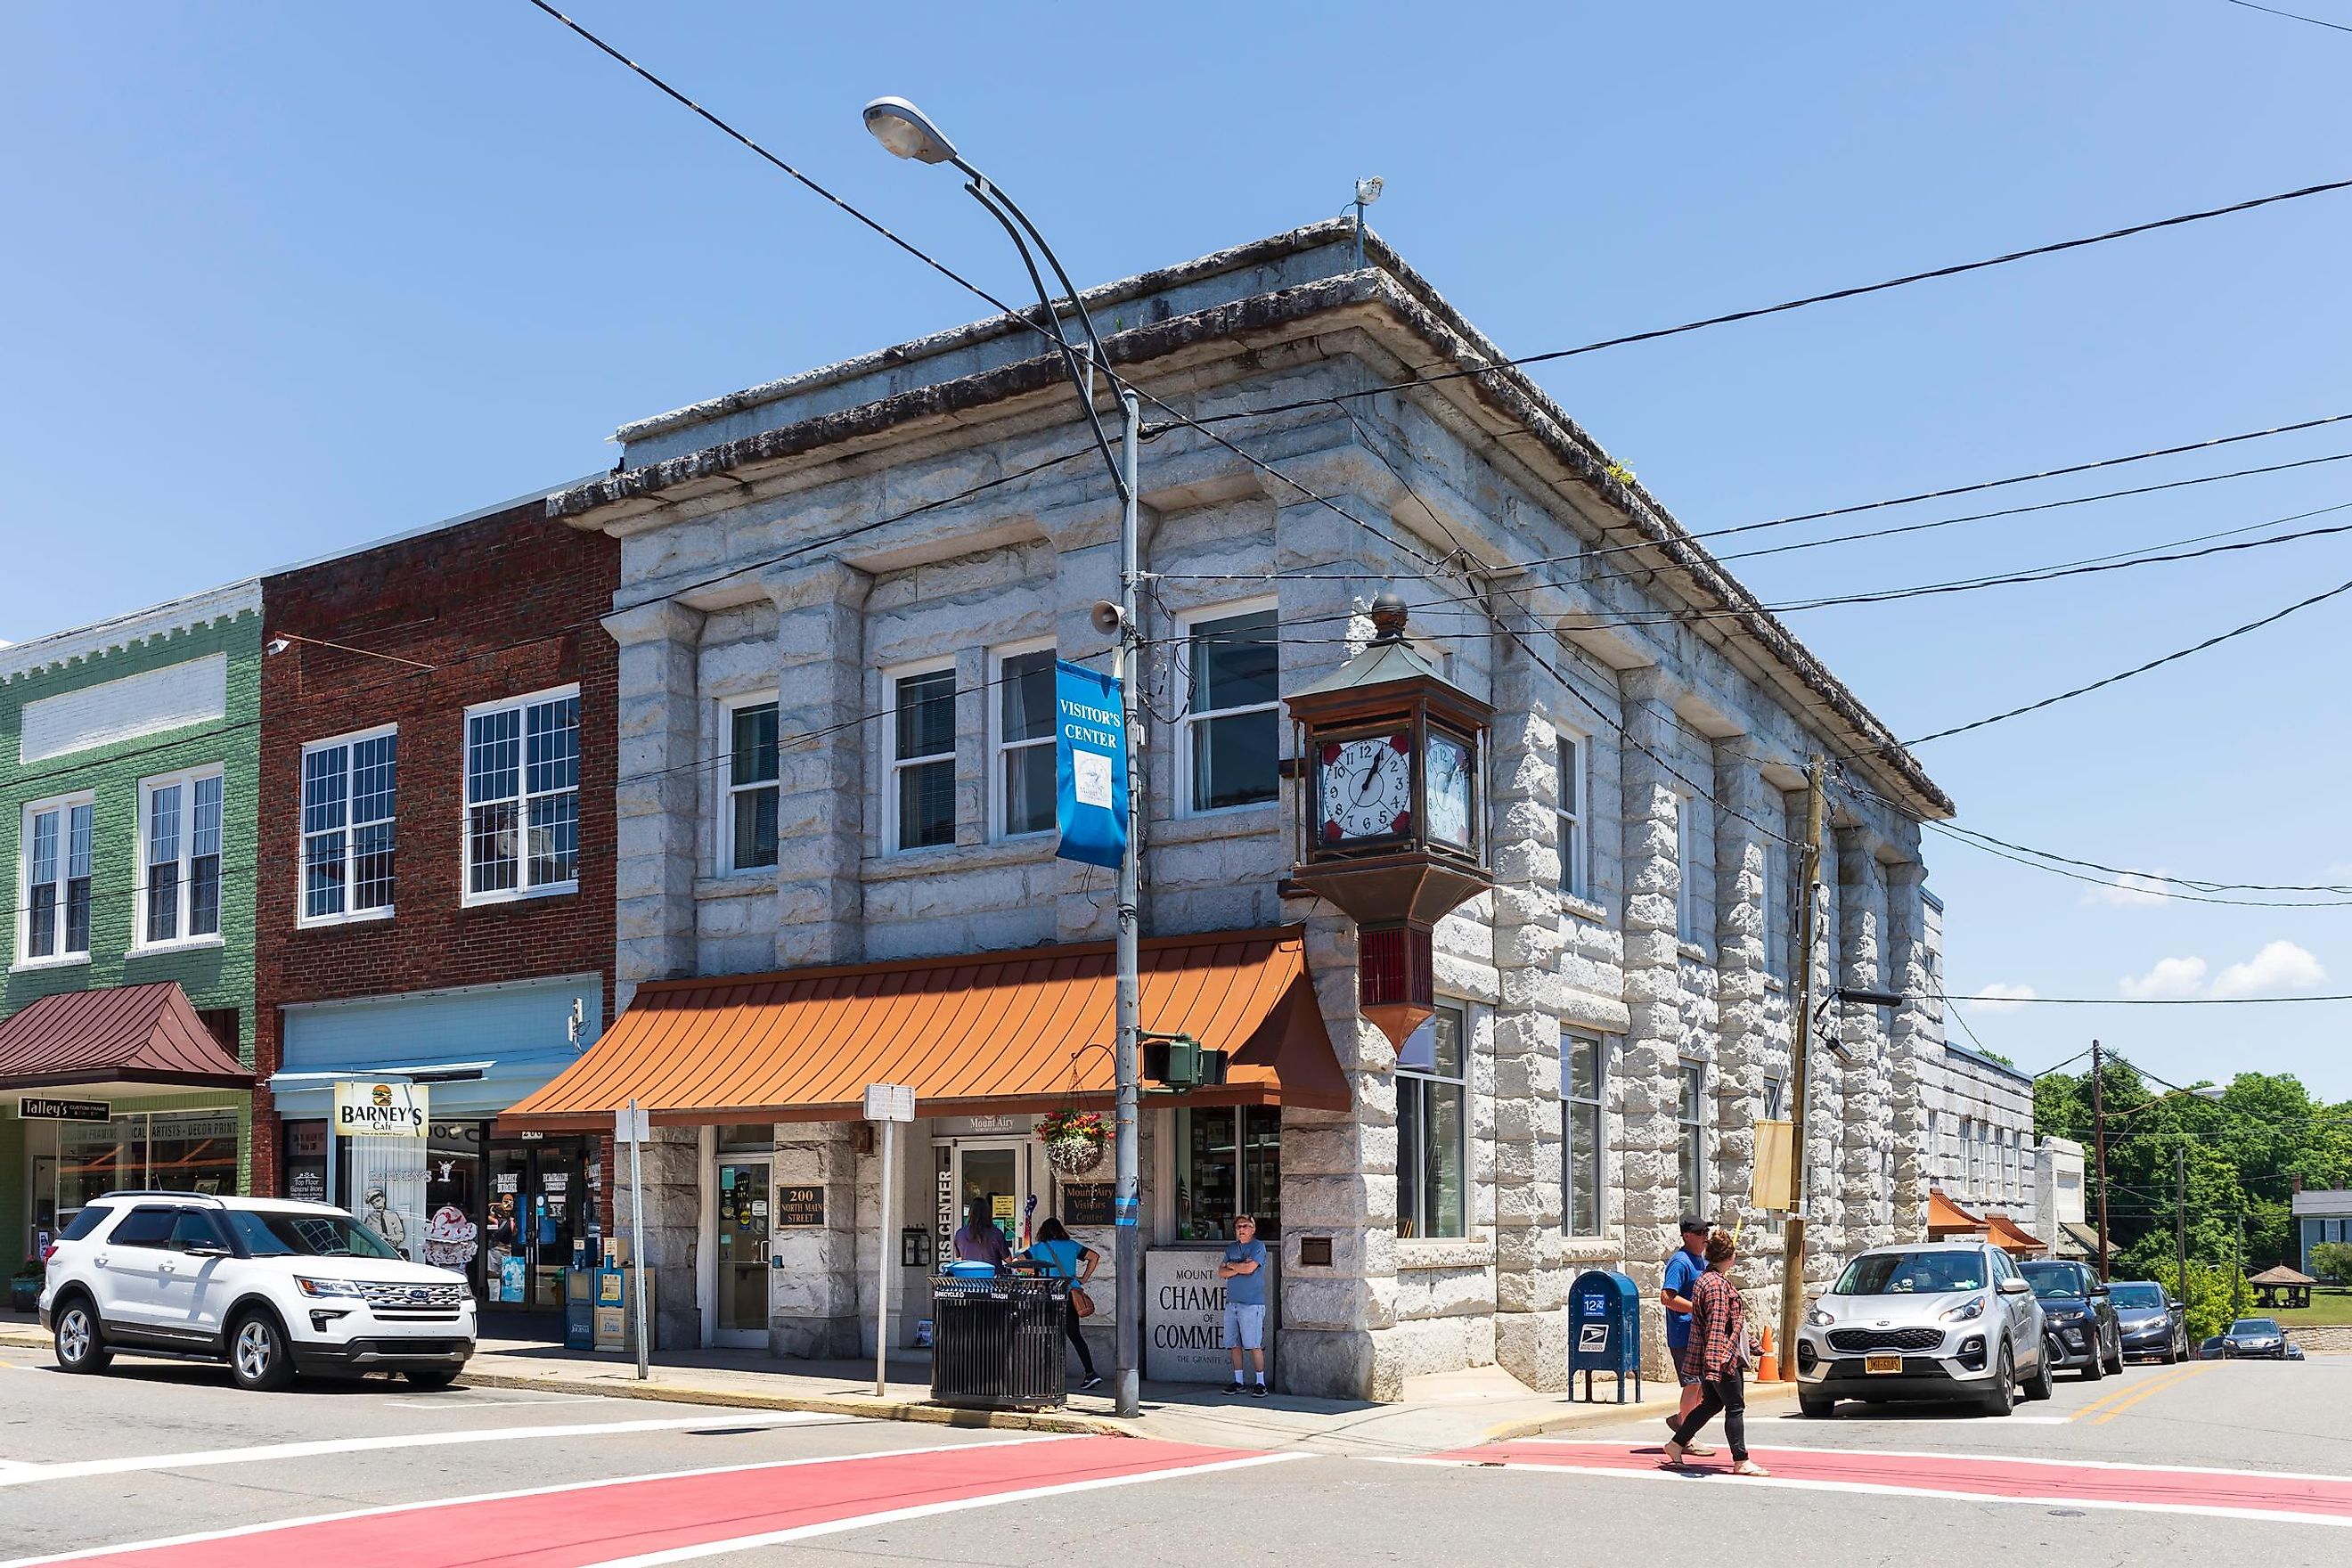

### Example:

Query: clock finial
xmin=1368 ymin=592 xmax=1409 ymax=643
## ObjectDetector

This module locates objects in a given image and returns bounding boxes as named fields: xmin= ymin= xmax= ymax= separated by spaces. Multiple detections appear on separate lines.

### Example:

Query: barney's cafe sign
xmin=333 ymin=1080 xmax=429 ymax=1138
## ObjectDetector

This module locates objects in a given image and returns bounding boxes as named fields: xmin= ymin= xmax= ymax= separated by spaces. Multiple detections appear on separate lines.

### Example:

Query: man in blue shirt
xmin=1220 ymin=1213 xmax=1270 ymax=1397
xmin=1662 ymin=1215 xmax=1716 ymax=1454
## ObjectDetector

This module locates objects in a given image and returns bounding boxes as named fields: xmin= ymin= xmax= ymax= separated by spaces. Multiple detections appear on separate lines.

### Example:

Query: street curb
xmin=1482 ymin=1377 xmax=1798 ymax=1444
xmin=451 ymin=1368 xmax=1132 ymax=1437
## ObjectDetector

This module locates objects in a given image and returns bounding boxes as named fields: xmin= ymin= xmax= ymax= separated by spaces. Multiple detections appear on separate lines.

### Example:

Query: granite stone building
xmin=506 ymin=220 xmax=1957 ymax=1399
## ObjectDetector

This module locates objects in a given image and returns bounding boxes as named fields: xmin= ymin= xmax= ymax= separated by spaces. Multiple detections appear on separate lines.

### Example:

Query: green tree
xmin=2313 ymin=1241 xmax=2352 ymax=1284
xmin=2133 ymin=1255 xmax=2235 ymax=1343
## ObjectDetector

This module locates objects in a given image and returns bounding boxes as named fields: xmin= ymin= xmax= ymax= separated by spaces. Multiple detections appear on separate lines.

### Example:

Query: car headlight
xmin=1808 ymin=1306 xmax=1836 ymax=1327
xmin=296 ymin=1277 xmax=365 ymax=1298
xmin=2047 ymin=1308 xmax=2083 ymax=1323
xmin=1940 ymin=1296 xmax=1988 ymax=1323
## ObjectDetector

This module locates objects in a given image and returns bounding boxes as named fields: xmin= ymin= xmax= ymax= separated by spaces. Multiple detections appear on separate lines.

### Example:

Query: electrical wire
xmin=2219 ymin=0 xmax=2352 ymax=34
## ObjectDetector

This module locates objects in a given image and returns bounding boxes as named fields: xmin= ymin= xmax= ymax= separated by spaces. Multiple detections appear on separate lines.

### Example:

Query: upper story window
xmin=1555 ymin=731 xmax=1587 ymax=901
xmin=1398 ymin=1002 xmax=1468 ymax=1239
xmin=888 ymin=666 xmax=957 ymax=852
xmin=1181 ymin=606 xmax=1278 ymax=813
xmin=1677 ymin=1058 xmax=1707 ymax=1213
xmin=20 ymin=795 xmax=94 ymax=965
xmin=138 ymin=767 xmax=224 ymax=949
xmin=465 ymin=687 xmax=579 ymax=902
xmin=992 ymin=646 xmax=1057 ymax=840
xmin=1763 ymin=841 xmax=1788 ymax=977
xmin=302 ymin=729 xmax=397 ymax=923
xmin=1675 ymin=795 xmax=1703 ymax=943
xmin=725 ymin=700 xmax=780 ymax=872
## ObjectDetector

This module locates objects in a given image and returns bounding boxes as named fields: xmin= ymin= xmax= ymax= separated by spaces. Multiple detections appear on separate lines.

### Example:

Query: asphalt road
xmin=3 ymin=1340 xmax=2347 ymax=1565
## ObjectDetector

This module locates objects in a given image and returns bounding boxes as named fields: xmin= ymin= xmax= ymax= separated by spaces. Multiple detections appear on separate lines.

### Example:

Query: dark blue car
xmin=2221 ymin=1318 xmax=2291 ymax=1360
xmin=2108 ymin=1280 xmax=2189 ymax=1364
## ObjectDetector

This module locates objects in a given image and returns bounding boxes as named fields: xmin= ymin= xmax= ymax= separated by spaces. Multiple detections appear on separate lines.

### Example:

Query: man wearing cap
xmin=1662 ymin=1216 xmax=1715 ymax=1454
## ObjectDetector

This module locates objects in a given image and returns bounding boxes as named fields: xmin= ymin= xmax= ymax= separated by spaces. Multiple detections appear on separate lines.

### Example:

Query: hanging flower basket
xmin=1039 ymin=1108 xmax=1108 ymax=1177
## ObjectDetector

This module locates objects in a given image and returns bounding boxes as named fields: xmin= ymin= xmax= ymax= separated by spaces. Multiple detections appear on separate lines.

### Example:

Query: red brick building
xmin=251 ymin=493 xmax=617 ymax=1329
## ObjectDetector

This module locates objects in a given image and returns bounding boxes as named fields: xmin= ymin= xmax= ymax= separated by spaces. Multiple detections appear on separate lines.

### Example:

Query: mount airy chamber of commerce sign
xmin=1143 ymin=1247 xmax=1277 ymax=1383
xmin=332 ymin=1080 xmax=429 ymax=1137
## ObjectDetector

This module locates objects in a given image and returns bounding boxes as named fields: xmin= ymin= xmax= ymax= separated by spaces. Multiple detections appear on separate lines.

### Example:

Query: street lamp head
xmin=862 ymin=95 xmax=959 ymax=166
xmin=1355 ymin=176 xmax=1385 ymax=206
xmin=1834 ymin=986 xmax=1908 ymax=1009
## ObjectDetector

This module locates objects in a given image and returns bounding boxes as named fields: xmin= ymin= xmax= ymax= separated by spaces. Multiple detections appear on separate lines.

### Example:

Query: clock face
xmin=1426 ymin=731 xmax=1474 ymax=848
xmin=1319 ymin=734 xmax=1412 ymax=842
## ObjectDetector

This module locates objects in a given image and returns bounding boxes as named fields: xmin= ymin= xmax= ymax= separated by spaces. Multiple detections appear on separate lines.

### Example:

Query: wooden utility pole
xmin=1776 ymin=755 xmax=1826 ymax=1378
xmin=2091 ymin=1039 xmax=2111 ymax=1283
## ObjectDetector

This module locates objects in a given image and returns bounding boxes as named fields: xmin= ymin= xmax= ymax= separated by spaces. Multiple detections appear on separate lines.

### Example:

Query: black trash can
xmin=929 ymin=1272 xmax=1070 ymax=1410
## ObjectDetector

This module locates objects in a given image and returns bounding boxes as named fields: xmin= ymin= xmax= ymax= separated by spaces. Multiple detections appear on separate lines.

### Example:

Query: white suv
xmin=41 ymin=1191 xmax=477 ymax=1392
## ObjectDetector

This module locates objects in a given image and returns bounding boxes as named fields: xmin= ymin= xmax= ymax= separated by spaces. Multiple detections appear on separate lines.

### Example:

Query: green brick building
xmin=0 ymin=582 xmax=261 ymax=1269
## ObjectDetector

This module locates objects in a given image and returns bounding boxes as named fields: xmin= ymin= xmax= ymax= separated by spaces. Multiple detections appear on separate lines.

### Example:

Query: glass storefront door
xmin=715 ymin=1157 xmax=772 ymax=1344
xmin=482 ymin=1138 xmax=590 ymax=1313
xmin=936 ymin=1139 xmax=1030 ymax=1259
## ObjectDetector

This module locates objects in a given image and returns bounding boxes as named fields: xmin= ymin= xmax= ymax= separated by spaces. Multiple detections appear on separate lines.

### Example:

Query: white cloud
xmin=1964 ymin=983 xmax=2039 ymax=1013
xmin=2080 ymin=871 xmax=2171 ymax=908
xmin=2118 ymin=942 xmax=2325 ymax=1000
xmin=2119 ymin=956 xmax=2209 ymax=1000
xmin=2211 ymin=940 xmax=2326 ymax=999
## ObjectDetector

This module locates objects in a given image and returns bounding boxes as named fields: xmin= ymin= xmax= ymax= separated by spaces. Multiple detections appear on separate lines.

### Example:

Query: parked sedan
xmin=2020 ymin=1259 xmax=2124 ymax=1380
xmin=2220 ymin=1318 xmax=2291 ymax=1360
xmin=2107 ymin=1279 xmax=2190 ymax=1364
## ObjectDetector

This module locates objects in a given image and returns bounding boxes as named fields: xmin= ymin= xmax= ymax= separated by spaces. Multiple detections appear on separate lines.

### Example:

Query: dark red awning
xmin=0 ymin=982 xmax=250 ymax=1092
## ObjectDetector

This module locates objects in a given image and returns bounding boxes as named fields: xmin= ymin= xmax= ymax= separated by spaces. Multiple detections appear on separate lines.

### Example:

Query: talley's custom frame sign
xmin=1053 ymin=660 xmax=1127 ymax=870
xmin=332 ymin=1080 xmax=429 ymax=1137
xmin=18 ymin=1098 xmax=110 ymax=1123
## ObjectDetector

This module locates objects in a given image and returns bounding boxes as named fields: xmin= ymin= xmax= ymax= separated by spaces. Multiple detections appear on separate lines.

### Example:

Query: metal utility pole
xmin=1776 ymin=755 xmax=1826 ymax=1376
xmin=2092 ymin=1040 xmax=2111 ymax=1282
xmin=1112 ymin=389 xmax=1143 ymax=1417
xmin=861 ymin=96 xmax=1147 ymax=1417
xmin=2175 ymin=1144 xmax=2189 ymax=1316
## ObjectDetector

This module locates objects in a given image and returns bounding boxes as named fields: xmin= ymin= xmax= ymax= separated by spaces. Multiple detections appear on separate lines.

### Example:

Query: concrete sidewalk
xmin=0 ymin=1311 xmax=1789 ymax=1454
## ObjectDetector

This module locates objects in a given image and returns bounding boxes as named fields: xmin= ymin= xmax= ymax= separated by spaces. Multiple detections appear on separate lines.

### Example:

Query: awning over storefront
xmin=498 ymin=927 xmax=1346 ymax=1132
xmin=1926 ymin=1189 xmax=2045 ymax=1255
xmin=0 ymin=982 xmax=250 ymax=1097
xmin=1985 ymin=1212 xmax=2046 ymax=1256
xmin=1925 ymin=1188 xmax=1982 ymax=1235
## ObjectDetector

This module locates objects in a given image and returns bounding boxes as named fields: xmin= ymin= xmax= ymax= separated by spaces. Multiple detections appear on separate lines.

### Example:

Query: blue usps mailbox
xmin=1568 ymin=1269 xmax=1643 ymax=1403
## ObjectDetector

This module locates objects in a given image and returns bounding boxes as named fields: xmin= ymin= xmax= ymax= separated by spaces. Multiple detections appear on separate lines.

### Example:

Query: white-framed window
xmin=989 ymin=643 xmax=1058 ymax=840
xmin=1678 ymin=1058 xmax=1707 ymax=1215
xmin=1398 ymin=1002 xmax=1468 ymax=1239
xmin=1675 ymin=794 xmax=1703 ymax=943
xmin=723 ymin=698 xmax=780 ymax=872
xmin=300 ymin=727 xmax=397 ymax=924
xmin=19 ymin=794 xmax=94 ymax=965
xmin=1963 ymin=1117 xmax=1980 ymax=1196
xmin=1180 ymin=603 xmax=1279 ymax=813
xmin=1564 ymin=1032 xmax=1605 ymax=1236
xmin=2005 ymin=1131 xmax=2021 ymax=1201
xmin=886 ymin=664 xmax=958 ymax=853
xmin=463 ymin=686 xmax=579 ymax=902
xmin=1555 ymin=731 xmax=1587 ymax=901
xmin=1763 ymin=841 xmax=1790 ymax=977
xmin=136 ymin=766 xmax=225 ymax=949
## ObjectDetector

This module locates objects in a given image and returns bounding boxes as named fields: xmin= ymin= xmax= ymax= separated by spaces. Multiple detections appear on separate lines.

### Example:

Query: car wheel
xmin=1980 ymin=1343 xmax=2015 ymax=1417
xmin=2080 ymin=1342 xmax=2105 ymax=1381
xmin=229 ymin=1310 xmax=296 ymax=1392
xmin=404 ymin=1367 xmax=461 ymax=1390
xmin=53 ymin=1298 xmax=111 ymax=1375
xmin=2103 ymin=1331 xmax=2125 ymax=1376
xmin=1799 ymin=1392 xmax=1837 ymax=1419
xmin=2022 ymin=1348 xmax=2054 ymax=1401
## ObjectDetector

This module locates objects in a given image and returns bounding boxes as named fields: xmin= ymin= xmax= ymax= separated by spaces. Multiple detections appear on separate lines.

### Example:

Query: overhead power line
xmin=2220 ymin=0 xmax=2352 ymax=35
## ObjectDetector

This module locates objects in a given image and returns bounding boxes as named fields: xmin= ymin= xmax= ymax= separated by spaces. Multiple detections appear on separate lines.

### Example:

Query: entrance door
xmin=714 ymin=1157 xmax=772 ymax=1346
xmin=946 ymin=1139 xmax=1030 ymax=1258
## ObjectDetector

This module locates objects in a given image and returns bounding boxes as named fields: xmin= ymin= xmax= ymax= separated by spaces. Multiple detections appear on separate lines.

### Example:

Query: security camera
xmin=1090 ymin=600 xmax=1126 ymax=637
xmin=1355 ymin=176 xmax=1385 ymax=206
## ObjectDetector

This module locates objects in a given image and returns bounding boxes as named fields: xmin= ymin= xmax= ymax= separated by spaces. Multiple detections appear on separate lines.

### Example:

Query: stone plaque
xmin=775 ymin=1185 xmax=826 ymax=1228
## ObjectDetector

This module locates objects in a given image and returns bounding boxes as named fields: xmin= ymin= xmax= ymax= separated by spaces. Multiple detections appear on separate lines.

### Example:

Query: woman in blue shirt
xmin=1024 ymin=1217 xmax=1102 ymax=1390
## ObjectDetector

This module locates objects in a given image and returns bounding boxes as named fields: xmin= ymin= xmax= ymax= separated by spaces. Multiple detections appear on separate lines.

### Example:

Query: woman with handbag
xmin=1024 ymin=1217 xmax=1103 ymax=1390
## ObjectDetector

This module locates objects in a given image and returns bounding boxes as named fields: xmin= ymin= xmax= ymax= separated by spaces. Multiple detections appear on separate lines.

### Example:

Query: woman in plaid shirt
xmin=1662 ymin=1230 xmax=1771 ymax=1475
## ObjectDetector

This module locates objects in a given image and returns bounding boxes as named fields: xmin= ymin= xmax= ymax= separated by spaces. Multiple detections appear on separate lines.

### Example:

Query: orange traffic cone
xmin=1756 ymin=1327 xmax=1781 ymax=1383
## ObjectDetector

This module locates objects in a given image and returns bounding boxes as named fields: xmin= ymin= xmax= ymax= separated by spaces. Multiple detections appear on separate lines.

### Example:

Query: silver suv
xmin=1796 ymin=1240 xmax=2050 ymax=1417
xmin=40 ymin=1191 xmax=476 ymax=1392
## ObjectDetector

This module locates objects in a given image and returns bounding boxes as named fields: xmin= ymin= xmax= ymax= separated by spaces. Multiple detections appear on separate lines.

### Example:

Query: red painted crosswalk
xmin=12 ymin=1436 xmax=1292 ymax=1568
xmin=1407 ymin=1440 xmax=2352 ymax=1527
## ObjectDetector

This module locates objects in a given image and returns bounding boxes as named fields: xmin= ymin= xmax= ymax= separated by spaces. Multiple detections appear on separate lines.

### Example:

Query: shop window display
xmin=1174 ymin=1107 xmax=1280 ymax=1239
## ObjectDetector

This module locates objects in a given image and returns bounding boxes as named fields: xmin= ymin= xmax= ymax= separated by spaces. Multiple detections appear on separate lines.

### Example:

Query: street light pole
xmin=864 ymin=97 xmax=1145 ymax=1416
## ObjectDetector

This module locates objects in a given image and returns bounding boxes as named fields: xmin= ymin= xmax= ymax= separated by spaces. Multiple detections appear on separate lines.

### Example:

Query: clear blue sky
xmin=6 ymin=3 xmax=2349 ymax=1096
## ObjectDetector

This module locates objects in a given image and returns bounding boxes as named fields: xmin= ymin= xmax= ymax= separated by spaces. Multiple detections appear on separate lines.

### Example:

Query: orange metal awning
xmin=498 ymin=927 xmax=1346 ymax=1131
xmin=1986 ymin=1212 xmax=2046 ymax=1256
xmin=1926 ymin=1188 xmax=1984 ymax=1236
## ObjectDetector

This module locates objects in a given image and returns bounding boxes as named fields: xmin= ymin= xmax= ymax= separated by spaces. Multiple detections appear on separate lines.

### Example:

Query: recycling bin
xmin=928 ymin=1272 xmax=1069 ymax=1410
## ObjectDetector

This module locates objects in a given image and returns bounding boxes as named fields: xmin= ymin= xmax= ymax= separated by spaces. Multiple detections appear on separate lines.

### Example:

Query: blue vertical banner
xmin=1055 ymin=660 xmax=1128 ymax=869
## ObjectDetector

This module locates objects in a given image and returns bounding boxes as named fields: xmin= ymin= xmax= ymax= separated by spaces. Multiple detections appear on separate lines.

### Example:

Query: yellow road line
xmin=2067 ymin=1360 xmax=2194 ymax=1422
xmin=2083 ymin=1361 xmax=2212 ymax=1425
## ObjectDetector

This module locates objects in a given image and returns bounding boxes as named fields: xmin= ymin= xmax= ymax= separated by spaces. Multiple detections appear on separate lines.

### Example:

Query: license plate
xmin=1865 ymin=1353 xmax=1902 ymax=1375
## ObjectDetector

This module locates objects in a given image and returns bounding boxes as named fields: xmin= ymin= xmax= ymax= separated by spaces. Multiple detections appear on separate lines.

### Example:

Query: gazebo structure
xmin=2249 ymin=1263 xmax=2317 ymax=1310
